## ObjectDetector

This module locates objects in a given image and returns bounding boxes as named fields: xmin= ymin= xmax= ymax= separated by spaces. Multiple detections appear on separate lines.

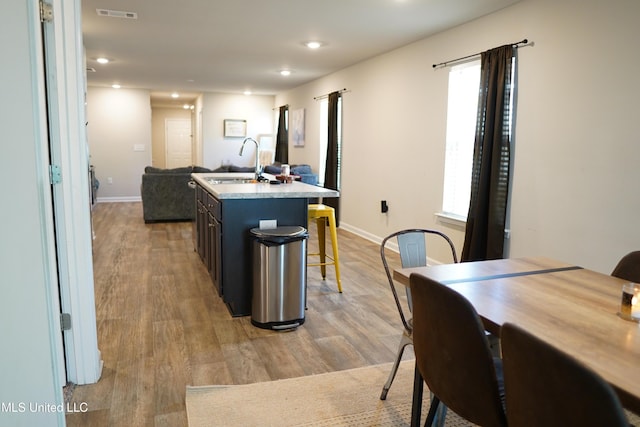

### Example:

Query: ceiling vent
xmin=96 ymin=9 xmax=138 ymax=19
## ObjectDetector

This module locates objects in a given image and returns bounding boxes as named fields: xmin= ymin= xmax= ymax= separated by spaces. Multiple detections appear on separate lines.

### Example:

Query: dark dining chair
xmin=612 ymin=251 xmax=640 ymax=283
xmin=501 ymin=322 xmax=630 ymax=427
xmin=410 ymin=273 xmax=506 ymax=427
xmin=379 ymin=229 xmax=458 ymax=401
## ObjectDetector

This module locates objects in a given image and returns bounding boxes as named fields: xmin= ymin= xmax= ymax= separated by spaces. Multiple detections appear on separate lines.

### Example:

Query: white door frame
xmin=44 ymin=0 xmax=102 ymax=385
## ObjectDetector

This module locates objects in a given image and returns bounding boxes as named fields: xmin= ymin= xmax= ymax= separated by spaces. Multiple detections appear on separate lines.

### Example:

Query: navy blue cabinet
xmin=195 ymin=183 xmax=309 ymax=316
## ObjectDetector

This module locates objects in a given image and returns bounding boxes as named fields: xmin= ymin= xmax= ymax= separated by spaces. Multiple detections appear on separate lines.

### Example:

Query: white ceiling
xmin=81 ymin=0 xmax=521 ymax=105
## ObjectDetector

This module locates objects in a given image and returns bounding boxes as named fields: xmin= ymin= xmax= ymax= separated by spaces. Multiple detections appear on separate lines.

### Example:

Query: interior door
xmin=166 ymin=118 xmax=193 ymax=167
xmin=39 ymin=0 xmax=101 ymax=385
xmin=39 ymin=0 xmax=67 ymax=385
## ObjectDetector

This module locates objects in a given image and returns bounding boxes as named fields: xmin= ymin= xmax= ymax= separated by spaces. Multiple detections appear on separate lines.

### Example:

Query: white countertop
xmin=191 ymin=173 xmax=339 ymax=200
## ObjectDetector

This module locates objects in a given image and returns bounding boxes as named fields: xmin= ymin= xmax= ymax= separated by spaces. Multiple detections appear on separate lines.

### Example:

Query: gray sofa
xmin=141 ymin=163 xmax=319 ymax=223
xmin=264 ymin=164 xmax=319 ymax=185
xmin=141 ymin=166 xmax=213 ymax=222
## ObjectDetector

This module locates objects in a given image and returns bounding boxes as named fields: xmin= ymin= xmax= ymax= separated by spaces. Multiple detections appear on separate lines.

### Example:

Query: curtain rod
xmin=432 ymin=39 xmax=531 ymax=69
xmin=313 ymin=88 xmax=348 ymax=101
xmin=272 ymin=104 xmax=289 ymax=111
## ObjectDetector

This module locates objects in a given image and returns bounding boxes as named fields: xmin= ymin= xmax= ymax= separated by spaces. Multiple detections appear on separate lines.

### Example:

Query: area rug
xmin=186 ymin=361 xmax=640 ymax=426
xmin=185 ymin=360 xmax=472 ymax=427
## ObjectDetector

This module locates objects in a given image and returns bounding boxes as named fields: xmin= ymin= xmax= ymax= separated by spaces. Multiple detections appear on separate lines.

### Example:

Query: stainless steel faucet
xmin=239 ymin=137 xmax=262 ymax=180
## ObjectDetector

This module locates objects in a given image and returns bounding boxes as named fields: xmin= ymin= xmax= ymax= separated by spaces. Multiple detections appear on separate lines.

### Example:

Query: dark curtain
xmin=324 ymin=91 xmax=341 ymax=225
xmin=461 ymin=45 xmax=515 ymax=262
xmin=274 ymin=105 xmax=288 ymax=164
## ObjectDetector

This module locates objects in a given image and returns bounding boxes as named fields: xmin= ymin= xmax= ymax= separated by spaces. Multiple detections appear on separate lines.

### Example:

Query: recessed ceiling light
xmin=305 ymin=41 xmax=323 ymax=49
xmin=96 ymin=57 xmax=109 ymax=64
xmin=171 ymin=93 xmax=179 ymax=98
xmin=243 ymin=90 xmax=252 ymax=96
xmin=112 ymin=84 xmax=121 ymax=89
xmin=279 ymin=69 xmax=292 ymax=76
xmin=183 ymin=104 xmax=190 ymax=109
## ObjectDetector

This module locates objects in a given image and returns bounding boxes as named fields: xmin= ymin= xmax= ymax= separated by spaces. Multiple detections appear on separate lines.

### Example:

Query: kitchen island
xmin=191 ymin=173 xmax=339 ymax=316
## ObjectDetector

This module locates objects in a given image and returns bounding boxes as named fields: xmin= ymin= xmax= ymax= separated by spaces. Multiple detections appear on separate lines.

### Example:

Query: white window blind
xmin=319 ymin=99 xmax=328 ymax=185
xmin=441 ymin=60 xmax=481 ymax=220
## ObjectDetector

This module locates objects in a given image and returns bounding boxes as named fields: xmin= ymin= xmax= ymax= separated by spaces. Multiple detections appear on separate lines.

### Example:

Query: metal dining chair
xmin=379 ymin=229 xmax=458 ymax=401
xmin=612 ymin=251 xmax=640 ymax=283
xmin=410 ymin=273 xmax=506 ymax=427
xmin=501 ymin=322 xmax=630 ymax=427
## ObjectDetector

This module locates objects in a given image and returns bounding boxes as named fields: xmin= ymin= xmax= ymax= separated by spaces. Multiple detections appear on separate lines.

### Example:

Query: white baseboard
xmin=338 ymin=221 xmax=443 ymax=265
xmin=96 ymin=196 xmax=142 ymax=203
xmin=339 ymin=222 xmax=386 ymax=246
xmin=339 ymin=222 xmax=399 ymax=254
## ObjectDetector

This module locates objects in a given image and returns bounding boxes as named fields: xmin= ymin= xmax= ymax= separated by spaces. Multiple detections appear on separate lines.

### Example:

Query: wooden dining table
xmin=394 ymin=256 xmax=640 ymax=419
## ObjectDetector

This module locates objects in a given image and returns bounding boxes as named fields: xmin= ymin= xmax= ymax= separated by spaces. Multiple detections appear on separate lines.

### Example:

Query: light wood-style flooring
xmin=66 ymin=202 xmax=411 ymax=426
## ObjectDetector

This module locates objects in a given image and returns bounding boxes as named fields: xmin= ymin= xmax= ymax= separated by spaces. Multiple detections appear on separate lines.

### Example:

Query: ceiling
xmin=81 ymin=0 xmax=521 ymax=106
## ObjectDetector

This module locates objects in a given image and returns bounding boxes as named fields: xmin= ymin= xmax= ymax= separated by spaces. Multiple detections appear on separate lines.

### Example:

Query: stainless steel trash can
xmin=250 ymin=226 xmax=308 ymax=330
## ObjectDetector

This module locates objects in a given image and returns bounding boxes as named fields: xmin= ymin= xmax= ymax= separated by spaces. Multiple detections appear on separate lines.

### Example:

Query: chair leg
xmin=411 ymin=363 xmax=424 ymax=427
xmin=431 ymin=400 xmax=447 ymax=427
xmin=380 ymin=333 xmax=411 ymax=400
xmin=411 ymin=363 xmax=447 ymax=427
xmin=315 ymin=218 xmax=327 ymax=279
xmin=327 ymin=212 xmax=342 ymax=292
xmin=424 ymin=395 xmax=441 ymax=427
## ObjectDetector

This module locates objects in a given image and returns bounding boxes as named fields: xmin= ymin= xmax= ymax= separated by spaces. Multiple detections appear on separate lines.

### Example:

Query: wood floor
xmin=66 ymin=202 xmax=411 ymax=427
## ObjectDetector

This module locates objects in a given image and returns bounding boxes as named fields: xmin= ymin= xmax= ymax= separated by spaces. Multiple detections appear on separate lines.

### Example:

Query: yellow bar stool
xmin=307 ymin=203 xmax=343 ymax=292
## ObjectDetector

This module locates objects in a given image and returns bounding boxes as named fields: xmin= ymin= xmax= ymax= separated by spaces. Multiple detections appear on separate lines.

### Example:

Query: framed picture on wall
xmin=224 ymin=119 xmax=247 ymax=138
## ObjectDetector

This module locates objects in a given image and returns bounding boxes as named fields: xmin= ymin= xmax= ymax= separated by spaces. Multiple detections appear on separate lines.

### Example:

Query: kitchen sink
xmin=204 ymin=177 xmax=256 ymax=185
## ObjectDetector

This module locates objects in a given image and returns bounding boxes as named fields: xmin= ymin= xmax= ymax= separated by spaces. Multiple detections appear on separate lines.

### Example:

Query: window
xmin=441 ymin=60 xmax=481 ymax=221
xmin=318 ymin=97 xmax=342 ymax=187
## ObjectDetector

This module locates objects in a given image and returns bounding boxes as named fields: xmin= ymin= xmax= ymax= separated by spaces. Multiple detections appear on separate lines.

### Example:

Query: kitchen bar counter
xmin=191 ymin=172 xmax=338 ymax=316
xmin=191 ymin=173 xmax=339 ymax=200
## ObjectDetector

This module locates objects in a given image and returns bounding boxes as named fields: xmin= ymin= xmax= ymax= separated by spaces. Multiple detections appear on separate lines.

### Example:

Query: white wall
xmin=201 ymin=93 xmax=275 ymax=169
xmin=86 ymin=87 xmax=152 ymax=200
xmin=0 ymin=1 xmax=65 ymax=425
xmin=87 ymin=90 xmax=274 ymax=195
xmin=276 ymin=0 xmax=640 ymax=273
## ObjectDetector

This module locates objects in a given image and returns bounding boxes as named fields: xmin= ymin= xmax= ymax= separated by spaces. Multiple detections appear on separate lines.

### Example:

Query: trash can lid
xmin=250 ymin=225 xmax=307 ymax=238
